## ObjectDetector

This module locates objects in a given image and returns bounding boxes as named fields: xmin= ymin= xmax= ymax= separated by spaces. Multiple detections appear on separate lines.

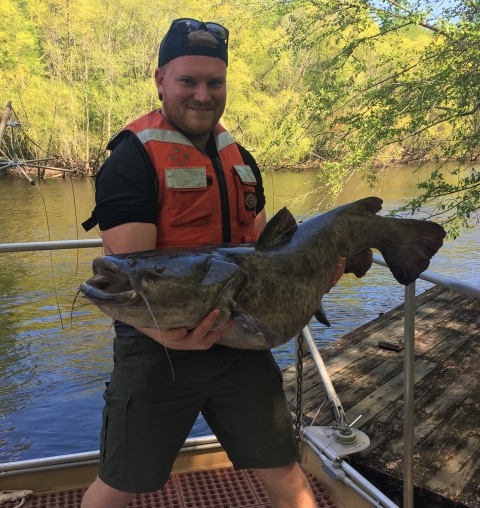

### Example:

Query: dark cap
xmin=158 ymin=18 xmax=229 ymax=68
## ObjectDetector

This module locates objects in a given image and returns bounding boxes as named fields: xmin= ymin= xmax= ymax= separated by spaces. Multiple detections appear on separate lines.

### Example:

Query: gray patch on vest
xmin=165 ymin=167 xmax=207 ymax=189
xmin=233 ymin=165 xmax=257 ymax=185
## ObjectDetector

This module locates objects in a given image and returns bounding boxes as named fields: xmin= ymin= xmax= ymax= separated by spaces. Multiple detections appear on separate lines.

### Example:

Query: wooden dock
xmin=283 ymin=285 xmax=480 ymax=508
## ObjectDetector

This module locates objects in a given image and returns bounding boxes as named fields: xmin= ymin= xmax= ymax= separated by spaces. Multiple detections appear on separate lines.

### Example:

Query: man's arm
xmin=101 ymin=223 xmax=233 ymax=350
xmin=102 ymin=222 xmax=157 ymax=255
xmin=255 ymin=208 xmax=267 ymax=233
xmin=326 ymin=257 xmax=346 ymax=292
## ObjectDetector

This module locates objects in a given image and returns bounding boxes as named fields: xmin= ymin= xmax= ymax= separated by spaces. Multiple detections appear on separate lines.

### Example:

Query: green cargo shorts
xmin=98 ymin=335 xmax=300 ymax=493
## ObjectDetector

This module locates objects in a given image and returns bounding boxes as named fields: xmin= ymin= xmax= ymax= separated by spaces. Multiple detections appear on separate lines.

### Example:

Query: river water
xmin=0 ymin=163 xmax=479 ymax=462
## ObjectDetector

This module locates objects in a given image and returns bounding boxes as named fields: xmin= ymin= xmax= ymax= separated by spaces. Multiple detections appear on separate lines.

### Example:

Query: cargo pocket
xmin=164 ymin=167 xmax=213 ymax=227
xmin=100 ymin=384 xmax=131 ymax=474
xmin=233 ymin=165 xmax=257 ymax=225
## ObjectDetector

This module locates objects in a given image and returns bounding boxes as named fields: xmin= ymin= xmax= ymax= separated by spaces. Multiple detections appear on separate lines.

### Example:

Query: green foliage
xmin=276 ymin=0 xmax=480 ymax=234
xmin=0 ymin=0 xmax=42 ymax=74
xmin=2 ymin=0 xmax=309 ymax=170
xmin=395 ymin=166 xmax=480 ymax=238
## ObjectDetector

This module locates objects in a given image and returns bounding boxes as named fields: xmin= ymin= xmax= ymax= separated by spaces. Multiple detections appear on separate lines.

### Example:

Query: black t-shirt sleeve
xmin=236 ymin=143 xmax=266 ymax=213
xmin=94 ymin=133 xmax=159 ymax=231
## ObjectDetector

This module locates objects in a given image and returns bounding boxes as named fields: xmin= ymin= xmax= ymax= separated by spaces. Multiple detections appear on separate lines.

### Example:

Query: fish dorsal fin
xmin=354 ymin=197 xmax=383 ymax=214
xmin=255 ymin=207 xmax=298 ymax=249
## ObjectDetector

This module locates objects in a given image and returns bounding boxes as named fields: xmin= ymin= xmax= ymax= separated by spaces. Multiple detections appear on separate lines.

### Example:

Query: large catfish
xmin=80 ymin=197 xmax=445 ymax=349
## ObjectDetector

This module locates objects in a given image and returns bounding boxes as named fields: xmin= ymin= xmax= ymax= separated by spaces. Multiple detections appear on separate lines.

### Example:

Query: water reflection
xmin=0 ymin=164 xmax=479 ymax=461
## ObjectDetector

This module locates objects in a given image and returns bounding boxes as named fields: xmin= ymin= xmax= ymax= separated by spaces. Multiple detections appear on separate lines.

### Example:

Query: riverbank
xmin=2 ymin=153 xmax=472 ymax=181
xmin=0 ymin=166 xmax=93 ymax=180
xmin=268 ymin=153 xmax=473 ymax=172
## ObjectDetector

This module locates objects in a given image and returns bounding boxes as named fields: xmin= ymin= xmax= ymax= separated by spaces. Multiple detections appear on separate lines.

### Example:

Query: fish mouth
xmin=80 ymin=259 xmax=140 ymax=305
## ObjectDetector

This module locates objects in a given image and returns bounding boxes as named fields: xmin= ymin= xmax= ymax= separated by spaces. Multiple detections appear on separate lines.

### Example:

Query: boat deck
xmin=283 ymin=285 xmax=480 ymax=507
xmin=1 ymin=466 xmax=339 ymax=508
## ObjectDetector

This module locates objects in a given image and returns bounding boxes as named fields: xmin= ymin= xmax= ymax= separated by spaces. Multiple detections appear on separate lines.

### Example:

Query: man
xmin=81 ymin=18 xmax=343 ymax=508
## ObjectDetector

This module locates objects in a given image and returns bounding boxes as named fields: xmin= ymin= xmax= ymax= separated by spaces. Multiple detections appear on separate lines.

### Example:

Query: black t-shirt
xmin=93 ymin=131 xmax=265 ymax=232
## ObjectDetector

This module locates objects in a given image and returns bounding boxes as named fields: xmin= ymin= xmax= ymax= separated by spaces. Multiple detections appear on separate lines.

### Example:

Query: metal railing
xmin=372 ymin=254 xmax=480 ymax=300
xmin=0 ymin=238 xmax=103 ymax=253
xmin=0 ymin=436 xmax=220 ymax=477
xmin=298 ymin=254 xmax=480 ymax=508
xmin=371 ymin=254 xmax=480 ymax=508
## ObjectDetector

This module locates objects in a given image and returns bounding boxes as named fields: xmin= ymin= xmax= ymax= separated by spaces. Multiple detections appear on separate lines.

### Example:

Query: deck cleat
xmin=334 ymin=426 xmax=358 ymax=445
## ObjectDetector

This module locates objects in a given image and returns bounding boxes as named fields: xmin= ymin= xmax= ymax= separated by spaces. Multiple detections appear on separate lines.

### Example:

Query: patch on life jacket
xmin=164 ymin=167 xmax=207 ymax=189
xmin=244 ymin=192 xmax=257 ymax=211
xmin=233 ymin=165 xmax=257 ymax=185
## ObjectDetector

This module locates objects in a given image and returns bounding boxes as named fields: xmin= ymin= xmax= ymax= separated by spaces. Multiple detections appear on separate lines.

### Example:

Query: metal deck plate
xmin=305 ymin=426 xmax=371 ymax=457
xmin=6 ymin=466 xmax=339 ymax=507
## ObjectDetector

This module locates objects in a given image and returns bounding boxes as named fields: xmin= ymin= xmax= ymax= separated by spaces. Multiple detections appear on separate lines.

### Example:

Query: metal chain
xmin=295 ymin=332 xmax=304 ymax=447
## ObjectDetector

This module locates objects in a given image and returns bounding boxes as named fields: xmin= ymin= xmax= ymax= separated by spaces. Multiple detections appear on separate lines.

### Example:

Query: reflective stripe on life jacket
xmin=123 ymin=110 xmax=258 ymax=248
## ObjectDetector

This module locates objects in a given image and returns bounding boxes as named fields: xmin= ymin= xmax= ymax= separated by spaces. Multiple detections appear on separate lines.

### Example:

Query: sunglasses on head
xmin=173 ymin=18 xmax=229 ymax=43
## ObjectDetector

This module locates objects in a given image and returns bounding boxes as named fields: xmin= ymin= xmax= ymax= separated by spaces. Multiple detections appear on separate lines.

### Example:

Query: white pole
xmin=302 ymin=325 xmax=345 ymax=423
xmin=0 ymin=239 xmax=103 ymax=253
xmin=404 ymin=283 xmax=416 ymax=508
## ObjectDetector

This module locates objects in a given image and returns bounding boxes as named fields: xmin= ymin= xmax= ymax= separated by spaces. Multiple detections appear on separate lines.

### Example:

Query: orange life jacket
xmin=122 ymin=110 xmax=258 ymax=248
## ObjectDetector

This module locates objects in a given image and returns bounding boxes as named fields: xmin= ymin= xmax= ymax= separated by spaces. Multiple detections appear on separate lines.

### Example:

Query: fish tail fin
xmin=379 ymin=218 xmax=446 ymax=285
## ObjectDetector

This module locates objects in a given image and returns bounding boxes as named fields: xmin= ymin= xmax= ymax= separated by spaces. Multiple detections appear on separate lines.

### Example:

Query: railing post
xmin=404 ymin=282 xmax=416 ymax=508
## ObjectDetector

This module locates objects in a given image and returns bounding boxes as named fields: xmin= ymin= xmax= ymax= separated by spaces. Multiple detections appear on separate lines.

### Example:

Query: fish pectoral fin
xmin=231 ymin=310 xmax=279 ymax=345
xmin=345 ymin=249 xmax=373 ymax=278
xmin=255 ymin=207 xmax=298 ymax=249
xmin=314 ymin=303 xmax=331 ymax=327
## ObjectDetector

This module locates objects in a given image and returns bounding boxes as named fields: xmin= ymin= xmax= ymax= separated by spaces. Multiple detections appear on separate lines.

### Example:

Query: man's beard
xmin=162 ymin=97 xmax=224 ymax=138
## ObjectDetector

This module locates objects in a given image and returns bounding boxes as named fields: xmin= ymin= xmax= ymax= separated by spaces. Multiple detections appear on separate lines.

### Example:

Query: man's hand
xmin=139 ymin=310 xmax=234 ymax=350
xmin=325 ymin=256 xmax=346 ymax=293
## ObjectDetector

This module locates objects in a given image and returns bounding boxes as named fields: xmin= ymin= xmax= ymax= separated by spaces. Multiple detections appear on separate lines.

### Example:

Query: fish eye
xmin=154 ymin=265 xmax=166 ymax=274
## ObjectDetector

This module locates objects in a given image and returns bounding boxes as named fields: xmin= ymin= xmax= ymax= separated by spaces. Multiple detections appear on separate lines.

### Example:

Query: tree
xmin=280 ymin=0 xmax=480 ymax=236
xmin=2 ymin=0 xmax=307 ymax=171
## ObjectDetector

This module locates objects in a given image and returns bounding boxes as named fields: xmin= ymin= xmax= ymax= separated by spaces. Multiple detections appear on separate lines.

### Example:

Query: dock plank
xmin=282 ymin=285 xmax=449 ymax=386
xmin=310 ymin=305 xmax=477 ymax=425
xmin=283 ymin=285 xmax=480 ymax=507
xmin=331 ymin=358 xmax=437 ymax=428
xmin=284 ymin=288 xmax=467 ymax=396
